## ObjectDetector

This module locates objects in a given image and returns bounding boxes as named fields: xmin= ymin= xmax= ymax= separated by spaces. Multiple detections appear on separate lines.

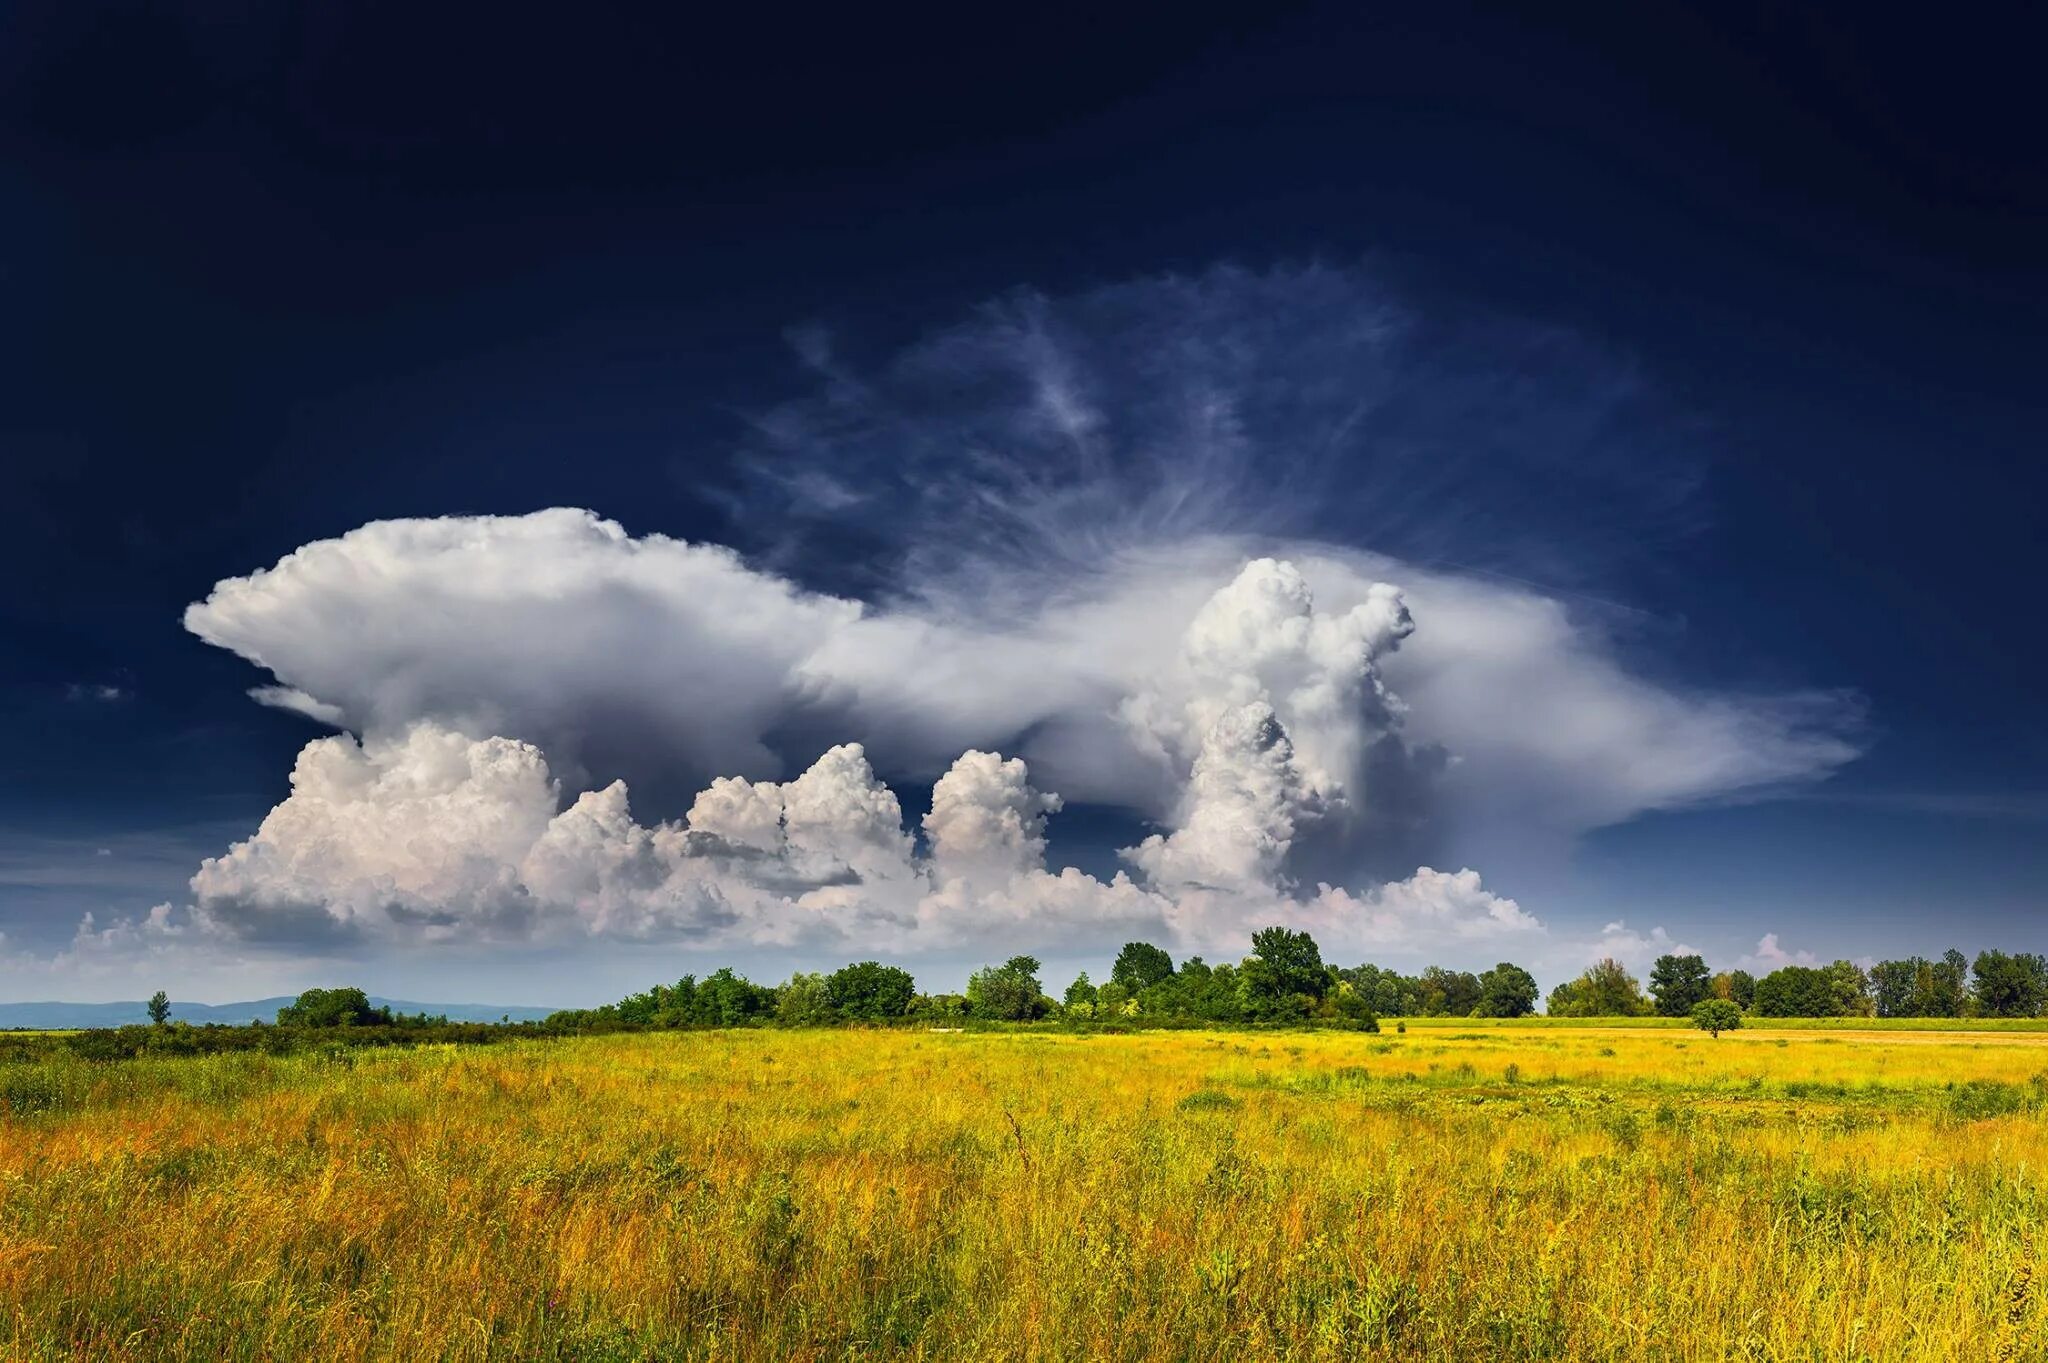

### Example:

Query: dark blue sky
xmin=2 ymin=1 xmax=2043 ymax=997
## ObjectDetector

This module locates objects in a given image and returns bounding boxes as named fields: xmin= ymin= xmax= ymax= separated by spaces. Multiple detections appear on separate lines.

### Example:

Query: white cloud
xmin=160 ymin=717 xmax=1532 ymax=963
xmin=190 ymin=725 xmax=561 ymax=944
xmin=1291 ymin=867 xmax=1541 ymax=955
xmin=160 ymin=507 xmax=1865 ymax=977
xmin=1123 ymin=702 xmax=1311 ymax=892
xmin=184 ymin=515 xmax=1858 ymax=889
xmin=924 ymin=750 xmax=1062 ymax=886
xmin=1127 ymin=557 xmax=1415 ymax=807
xmin=248 ymin=685 xmax=346 ymax=725
xmin=0 ymin=902 xmax=301 ymax=1001
xmin=1741 ymin=932 xmax=1819 ymax=972
xmin=184 ymin=509 xmax=873 ymax=797
xmin=1581 ymin=920 xmax=1697 ymax=971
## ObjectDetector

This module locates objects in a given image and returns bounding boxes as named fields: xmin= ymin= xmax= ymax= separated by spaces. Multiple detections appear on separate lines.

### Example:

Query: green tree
xmin=1648 ymin=954 xmax=1711 ymax=1016
xmin=825 ymin=961 xmax=917 ymax=1021
xmin=1751 ymin=966 xmax=1839 ymax=1017
xmin=1908 ymin=953 xmax=1966 ymax=1017
xmin=1972 ymin=951 xmax=2048 ymax=1018
xmin=695 ymin=968 xmax=775 ymax=1026
xmin=1327 ymin=982 xmax=1381 ymax=1030
xmin=1339 ymin=963 xmax=1425 ymax=1017
xmin=776 ymin=973 xmax=832 ymax=1026
xmin=908 ymin=993 xmax=968 ymax=1021
xmin=1182 ymin=960 xmax=1244 ymax=1023
xmin=146 ymin=990 xmax=171 ymax=1026
xmin=1237 ymin=927 xmax=1328 ymax=1022
xmin=1691 ymin=998 xmax=1742 ymax=1038
xmin=967 ymin=955 xmax=1046 ymax=1021
xmin=1417 ymin=966 xmax=1481 ymax=1016
xmin=1475 ymin=963 xmax=1538 ymax=1018
xmin=1063 ymin=971 xmax=1099 ymax=1010
xmin=1110 ymin=942 xmax=1176 ymax=993
xmin=276 ymin=987 xmax=392 ymax=1028
xmin=617 ymin=976 xmax=698 ymax=1026
xmin=1868 ymin=958 xmax=1920 ymax=1017
xmin=1930 ymin=949 xmax=1970 ymax=1015
xmin=1546 ymin=959 xmax=1651 ymax=1017
xmin=1825 ymin=960 xmax=1874 ymax=1017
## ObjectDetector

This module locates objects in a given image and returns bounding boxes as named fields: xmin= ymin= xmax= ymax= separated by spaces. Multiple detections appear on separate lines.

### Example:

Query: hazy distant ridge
xmin=0 ymin=998 xmax=555 ymax=1029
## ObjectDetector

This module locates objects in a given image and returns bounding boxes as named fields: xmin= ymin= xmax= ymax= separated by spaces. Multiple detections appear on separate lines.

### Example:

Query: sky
xmin=2 ymin=1 xmax=2042 ymax=1005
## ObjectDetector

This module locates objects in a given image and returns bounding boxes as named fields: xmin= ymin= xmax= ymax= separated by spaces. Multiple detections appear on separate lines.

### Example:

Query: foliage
xmin=276 ymin=988 xmax=393 ymax=1028
xmin=1419 ymin=966 xmax=1481 ymax=1017
xmin=146 ymin=991 xmax=171 ymax=1026
xmin=1546 ymin=959 xmax=1652 ymax=1017
xmin=1236 ymin=927 xmax=1328 ymax=1022
xmin=776 ymin=973 xmax=833 ymax=1027
xmin=1648 ymin=954 xmax=1711 ymax=1016
xmin=825 ymin=961 xmax=917 ymax=1021
xmin=55 ymin=1019 xmax=513 ymax=1062
xmin=1690 ymin=998 xmax=1742 ymax=1037
xmin=966 ymin=956 xmax=1048 ymax=1021
xmin=1709 ymin=969 xmax=1757 ymax=1009
xmin=1971 ymin=950 xmax=2048 ymax=1019
xmin=1325 ymin=982 xmax=1381 ymax=1030
xmin=908 ymin=993 xmax=969 ymax=1021
xmin=1474 ymin=963 xmax=1538 ymax=1018
xmin=1866 ymin=952 xmax=1970 ymax=1018
xmin=1751 ymin=967 xmax=1831 ymax=1018
xmin=1750 ymin=962 xmax=1873 ymax=1018
xmin=1110 ymin=942 xmax=1176 ymax=993
xmin=1333 ymin=962 xmax=1426 ymax=1016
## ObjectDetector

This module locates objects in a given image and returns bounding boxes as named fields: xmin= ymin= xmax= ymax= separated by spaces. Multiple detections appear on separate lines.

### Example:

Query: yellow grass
xmin=3 ymin=1026 xmax=2045 ymax=1360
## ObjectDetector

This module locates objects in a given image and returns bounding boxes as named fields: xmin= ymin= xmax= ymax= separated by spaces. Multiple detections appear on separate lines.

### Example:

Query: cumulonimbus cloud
xmin=185 ymin=513 xmax=1858 ymax=875
xmin=134 ymin=264 xmax=1867 ymax=972
xmin=167 ymin=539 xmax=1854 ymax=963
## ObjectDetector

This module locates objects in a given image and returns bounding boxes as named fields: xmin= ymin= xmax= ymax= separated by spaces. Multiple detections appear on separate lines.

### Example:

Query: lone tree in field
xmin=1691 ymin=998 xmax=1742 ymax=1038
xmin=146 ymin=990 xmax=171 ymax=1026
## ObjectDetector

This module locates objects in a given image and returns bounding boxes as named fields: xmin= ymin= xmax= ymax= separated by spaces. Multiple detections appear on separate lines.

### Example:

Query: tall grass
xmin=1 ymin=1026 xmax=2042 ymax=1359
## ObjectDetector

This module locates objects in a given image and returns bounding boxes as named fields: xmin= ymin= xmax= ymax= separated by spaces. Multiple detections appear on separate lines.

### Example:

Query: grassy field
xmin=1393 ymin=1014 xmax=2048 ymax=1032
xmin=2 ymin=1026 xmax=2044 ymax=1361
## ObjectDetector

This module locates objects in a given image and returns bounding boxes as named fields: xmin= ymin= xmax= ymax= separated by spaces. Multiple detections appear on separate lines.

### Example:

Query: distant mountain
xmin=0 ymin=997 xmax=556 ymax=1029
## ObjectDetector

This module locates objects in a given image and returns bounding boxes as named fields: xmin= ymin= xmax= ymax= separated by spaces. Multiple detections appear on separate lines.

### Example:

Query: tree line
xmin=549 ymin=939 xmax=2048 ymax=1031
xmin=1548 ymin=948 xmax=2048 ymax=1019
xmin=84 ymin=940 xmax=2048 ymax=1065
xmin=545 ymin=929 xmax=1544 ymax=1031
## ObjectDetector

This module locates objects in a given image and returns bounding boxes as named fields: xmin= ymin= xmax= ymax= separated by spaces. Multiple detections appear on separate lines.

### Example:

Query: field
xmin=2 ymin=1025 xmax=2045 ymax=1361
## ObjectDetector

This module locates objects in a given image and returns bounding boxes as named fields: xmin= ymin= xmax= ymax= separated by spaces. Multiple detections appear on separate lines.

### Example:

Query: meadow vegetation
xmin=1 ymin=1023 xmax=2044 ymax=1360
